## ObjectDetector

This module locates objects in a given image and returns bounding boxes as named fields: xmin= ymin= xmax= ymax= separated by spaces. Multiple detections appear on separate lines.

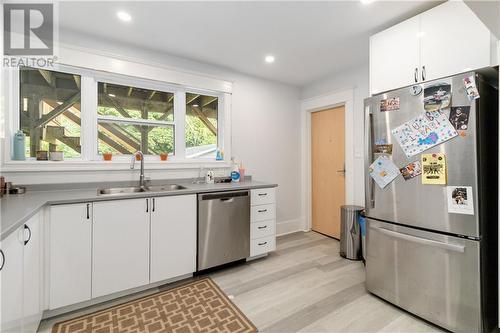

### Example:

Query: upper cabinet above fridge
xmin=369 ymin=1 xmax=496 ymax=95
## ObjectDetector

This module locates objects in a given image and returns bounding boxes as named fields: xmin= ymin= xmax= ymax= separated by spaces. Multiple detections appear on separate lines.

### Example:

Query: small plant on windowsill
xmin=160 ymin=153 xmax=168 ymax=161
xmin=103 ymin=152 xmax=113 ymax=161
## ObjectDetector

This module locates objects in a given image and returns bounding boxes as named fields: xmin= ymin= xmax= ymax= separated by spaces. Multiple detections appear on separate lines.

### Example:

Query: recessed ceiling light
xmin=265 ymin=55 xmax=275 ymax=64
xmin=360 ymin=0 xmax=375 ymax=4
xmin=108 ymin=93 xmax=116 ymax=97
xmin=117 ymin=11 xmax=132 ymax=22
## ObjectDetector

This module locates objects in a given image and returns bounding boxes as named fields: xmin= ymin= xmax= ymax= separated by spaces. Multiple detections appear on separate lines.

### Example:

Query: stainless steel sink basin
xmin=147 ymin=184 xmax=187 ymax=192
xmin=98 ymin=184 xmax=187 ymax=195
xmin=98 ymin=187 xmax=147 ymax=195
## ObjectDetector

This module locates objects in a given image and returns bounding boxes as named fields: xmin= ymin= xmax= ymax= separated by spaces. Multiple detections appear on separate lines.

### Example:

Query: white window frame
xmin=1 ymin=63 xmax=231 ymax=171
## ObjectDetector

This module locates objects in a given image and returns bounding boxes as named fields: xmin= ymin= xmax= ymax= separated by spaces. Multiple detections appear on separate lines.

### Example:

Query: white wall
xmin=2 ymin=30 xmax=301 ymax=234
xmin=300 ymin=64 xmax=369 ymax=206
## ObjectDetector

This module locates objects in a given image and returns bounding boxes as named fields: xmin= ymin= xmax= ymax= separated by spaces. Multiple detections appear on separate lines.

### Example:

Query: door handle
xmin=220 ymin=197 xmax=234 ymax=203
xmin=24 ymin=224 xmax=32 ymax=245
xmin=372 ymin=226 xmax=465 ymax=253
xmin=0 ymin=250 xmax=4 ymax=271
xmin=414 ymin=67 xmax=418 ymax=83
xmin=365 ymin=107 xmax=375 ymax=209
xmin=422 ymin=66 xmax=426 ymax=81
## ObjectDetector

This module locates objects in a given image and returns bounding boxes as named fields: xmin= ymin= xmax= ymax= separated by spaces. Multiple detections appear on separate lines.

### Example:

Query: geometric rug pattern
xmin=52 ymin=277 xmax=257 ymax=333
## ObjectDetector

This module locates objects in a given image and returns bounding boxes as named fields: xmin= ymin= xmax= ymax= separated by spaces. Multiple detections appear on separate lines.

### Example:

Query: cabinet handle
xmin=146 ymin=199 xmax=149 ymax=213
xmin=0 ymin=249 xmax=5 ymax=271
xmin=258 ymin=225 xmax=267 ymax=229
xmin=258 ymin=241 xmax=268 ymax=246
xmin=86 ymin=203 xmax=90 ymax=220
xmin=152 ymin=198 xmax=155 ymax=212
xmin=24 ymin=224 xmax=31 ymax=246
xmin=258 ymin=193 xmax=268 ymax=197
xmin=414 ymin=67 xmax=418 ymax=83
xmin=422 ymin=66 xmax=426 ymax=81
xmin=258 ymin=209 xmax=267 ymax=213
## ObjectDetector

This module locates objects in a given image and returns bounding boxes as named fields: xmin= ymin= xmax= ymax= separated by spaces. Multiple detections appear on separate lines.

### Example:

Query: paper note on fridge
xmin=447 ymin=186 xmax=474 ymax=215
xmin=391 ymin=111 xmax=458 ymax=158
xmin=369 ymin=156 xmax=400 ymax=189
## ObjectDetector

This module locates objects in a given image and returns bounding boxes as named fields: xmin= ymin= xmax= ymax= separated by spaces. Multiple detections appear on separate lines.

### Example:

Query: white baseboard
xmin=276 ymin=218 xmax=306 ymax=236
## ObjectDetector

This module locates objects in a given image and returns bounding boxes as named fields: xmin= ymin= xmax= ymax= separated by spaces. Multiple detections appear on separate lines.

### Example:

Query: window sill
xmin=1 ymin=159 xmax=231 ymax=172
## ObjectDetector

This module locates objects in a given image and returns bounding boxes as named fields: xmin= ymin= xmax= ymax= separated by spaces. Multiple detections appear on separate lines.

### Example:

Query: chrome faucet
xmin=130 ymin=151 xmax=145 ymax=189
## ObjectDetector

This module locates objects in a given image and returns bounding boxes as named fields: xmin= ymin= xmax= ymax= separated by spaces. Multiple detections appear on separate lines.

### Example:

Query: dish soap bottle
xmin=231 ymin=157 xmax=240 ymax=182
xmin=12 ymin=130 xmax=26 ymax=160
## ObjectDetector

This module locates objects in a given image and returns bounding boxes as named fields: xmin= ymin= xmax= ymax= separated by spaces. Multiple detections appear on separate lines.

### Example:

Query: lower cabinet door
xmin=150 ymin=195 xmax=196 ymax=283
xmin=1 ymin=227 xmax=24 ymax=333
xmin=366 ymin=218 xmax=481 ymax=333
xmin=92 ymin=198 xmax=150 ymax=298
xmin=50 ymin=204 xmax=92 ymax=309
xmin=23 ymin=213 xmax=43 ymax=333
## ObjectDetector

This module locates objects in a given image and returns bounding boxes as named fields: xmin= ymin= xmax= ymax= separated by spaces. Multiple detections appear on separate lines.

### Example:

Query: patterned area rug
xmin=52 ymin=278 xmax=257 ymax=333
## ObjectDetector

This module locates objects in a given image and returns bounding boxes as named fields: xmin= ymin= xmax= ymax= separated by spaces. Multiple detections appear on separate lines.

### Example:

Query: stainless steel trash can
xmin=339 ymin=205 xmax=364 ymax=260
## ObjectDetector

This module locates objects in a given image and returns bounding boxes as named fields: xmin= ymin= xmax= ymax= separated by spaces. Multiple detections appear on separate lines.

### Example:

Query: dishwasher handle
xmin=199 ymin=190 xmax=249 ymax=201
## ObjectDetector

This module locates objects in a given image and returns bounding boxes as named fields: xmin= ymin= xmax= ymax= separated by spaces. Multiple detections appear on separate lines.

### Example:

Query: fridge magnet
xmin=449 ymin=106 xmax=470 ymax=131
xmin=446 ymin=186 xmax=474 ymax=215
xmin=374 ymin=138 xmax=387 ymax=145
xmin=424 ymin=82 xmax=451 ymax=111
xmin=463 ymin=75 xmax=480 ymax=101
xmin=410 ymin=85 xmax=423 ymax=96
xmin=421 ymin=153 xmax=447 ymax=185
xmin=400 ymin=161 xmax=422 ymax=181
xmin=380 ymin=97 xmax=400 ymax=112
xmin=369 ymin=155 xmax=400 ymax=189
xmin=374 ymin=144 xmax=393 ymax=154
xmin=391 ymin=111 xmax=458 ymax=158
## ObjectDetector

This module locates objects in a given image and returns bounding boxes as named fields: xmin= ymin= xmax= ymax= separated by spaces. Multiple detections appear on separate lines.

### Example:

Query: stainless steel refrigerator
xmin=364 ymin=67 xmax=498 ymax=333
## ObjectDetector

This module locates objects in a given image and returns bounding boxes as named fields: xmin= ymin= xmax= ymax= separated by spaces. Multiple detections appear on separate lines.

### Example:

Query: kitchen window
xmin=185 ymin=93 xmax=218 ymax=159
xmin=19 ymin=67 xmax=82 ymax=158
xmin=97 ymin=82 xmax=175 ymax=156
xmin=12 ymin=66 xmax=228 ymax=166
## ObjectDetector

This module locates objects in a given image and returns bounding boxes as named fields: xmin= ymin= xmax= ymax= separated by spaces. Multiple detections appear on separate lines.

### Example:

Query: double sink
xmin=98 ymin=184 xmax=186 ymax=196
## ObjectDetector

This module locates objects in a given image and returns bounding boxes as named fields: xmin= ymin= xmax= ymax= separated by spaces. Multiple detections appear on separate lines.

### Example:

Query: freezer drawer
xmin=366 ymin=218 xmax=481 ymax=333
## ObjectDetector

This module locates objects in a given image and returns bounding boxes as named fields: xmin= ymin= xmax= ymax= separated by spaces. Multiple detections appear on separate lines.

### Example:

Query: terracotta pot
xmin=160 ymin=153 xmax=168 ymax=161
xmin=103 ymin=153 xmax=113 ymax=161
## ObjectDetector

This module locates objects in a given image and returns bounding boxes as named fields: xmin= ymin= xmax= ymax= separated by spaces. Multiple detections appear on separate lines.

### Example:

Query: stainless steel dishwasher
xmin=198 ymin=190 xmax=250 ymax=270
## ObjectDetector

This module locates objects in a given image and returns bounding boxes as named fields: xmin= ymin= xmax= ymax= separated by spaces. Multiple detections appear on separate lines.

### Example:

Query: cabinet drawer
xmin=251 ymin=204 xmax=275 ymax=222
xmin=250 ymin=236 xmax=276 ymax=257
xmin=251 ymin=220 xmax=275 ymax=239
xmin=251 ymin=188 xmax=275 ymax=206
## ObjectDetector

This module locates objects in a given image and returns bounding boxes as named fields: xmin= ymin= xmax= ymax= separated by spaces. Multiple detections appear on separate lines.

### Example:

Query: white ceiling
xmin=58 ymin=1 xmax=442 ymax=86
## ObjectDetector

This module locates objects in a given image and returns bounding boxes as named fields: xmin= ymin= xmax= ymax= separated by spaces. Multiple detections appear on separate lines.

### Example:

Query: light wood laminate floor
xmin=39 ymin=231 xmax=444 ymax=333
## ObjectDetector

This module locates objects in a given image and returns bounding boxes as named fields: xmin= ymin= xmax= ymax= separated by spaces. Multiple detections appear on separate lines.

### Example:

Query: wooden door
xmin=311 ymin=106 xmax=345 ymax=238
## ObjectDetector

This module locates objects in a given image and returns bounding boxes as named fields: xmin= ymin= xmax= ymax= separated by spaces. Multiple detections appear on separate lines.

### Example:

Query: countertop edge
xmin=1 ymin=182 xmax=277 ymax=241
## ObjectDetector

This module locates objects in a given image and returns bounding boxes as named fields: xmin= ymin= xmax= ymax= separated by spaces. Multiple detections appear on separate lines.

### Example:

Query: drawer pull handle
xmin=258 ymin=209 xmax=267 ymax=213
xmin=258 ymin=225 xmax=267 ymax=229
xmin=24 ymin=225 xmax=32 ymax=246
xmin=0 ymin=250 xmax=4 ymax=271
xmin=258 ymin=193 xmax=268 ymax=196
xmin=258 ymin=241 xmax=268 ymax=246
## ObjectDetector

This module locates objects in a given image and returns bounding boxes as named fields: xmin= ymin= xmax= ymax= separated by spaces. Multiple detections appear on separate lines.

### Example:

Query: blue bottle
xmin=12 ymin=130 xmax=26 ymax=160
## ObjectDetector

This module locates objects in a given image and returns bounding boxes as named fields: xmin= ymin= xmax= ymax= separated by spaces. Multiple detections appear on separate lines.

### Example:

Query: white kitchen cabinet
xmin=370 ymin=16 xmax=421 ymax=94
xmin=92 ymin=198 xmax=150 ymax=298
xmin=23 ymin=213 xmax=43 ymax=333
xmin=249 ymin=189 xmax=277 ymax=258
xmin=419 ymin=1 xmax=491 ymax=82
xmin=150 ymin=195 xmax=196 ymax=283
xmin=0 ymin=227 xmax=24 ymax=333
xmin=370 ymin=0 xmax=494 ymax=94
xmin=49 ymin=204 xmax=92 ymax=309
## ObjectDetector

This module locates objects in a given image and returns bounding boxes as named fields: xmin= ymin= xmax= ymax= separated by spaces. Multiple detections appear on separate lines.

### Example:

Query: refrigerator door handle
xmin=365 ymin=106 xmax=375 ymax=208
xmin=371 ymin=226 xmax=465 ymax=253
